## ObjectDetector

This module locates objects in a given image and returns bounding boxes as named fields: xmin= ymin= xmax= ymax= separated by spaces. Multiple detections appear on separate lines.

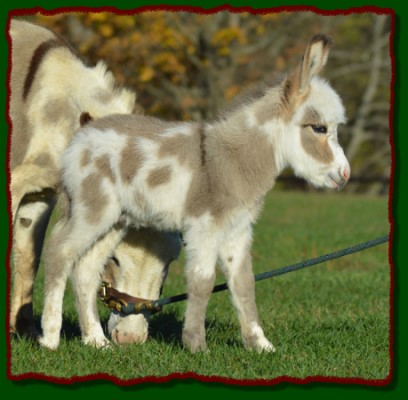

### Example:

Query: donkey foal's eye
xmin=311 ymin=125 xmax=328 ymax=134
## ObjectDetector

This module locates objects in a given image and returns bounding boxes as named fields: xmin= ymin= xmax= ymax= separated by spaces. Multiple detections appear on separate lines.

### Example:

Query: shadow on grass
xmin=148 ymin=311 xmax=183 ymax=346
xmin=60 ymin=318 xmax=82 ymax=340
xmin=14 ymin=311 xmax=240 ymax=351
xmin=12 ymin=312 xmax=184 ymax=346
xmin=11 ymin=315 xmax=82 ymax=343
xmin=148 ymin=312 xmax=243 ymax=349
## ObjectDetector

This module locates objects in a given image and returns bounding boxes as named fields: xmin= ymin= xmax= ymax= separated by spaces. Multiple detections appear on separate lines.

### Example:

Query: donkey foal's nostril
xmin=340 ymin=167 xmax=350 ymax=182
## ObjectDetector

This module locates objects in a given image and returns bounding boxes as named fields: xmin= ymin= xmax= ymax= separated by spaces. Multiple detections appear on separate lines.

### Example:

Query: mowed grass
xmin=9 ymin=191 xmax=391 ymax=382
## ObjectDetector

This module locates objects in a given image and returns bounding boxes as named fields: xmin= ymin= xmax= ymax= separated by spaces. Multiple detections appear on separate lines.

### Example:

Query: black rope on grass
xmin=104 ymin=234 xmax=390 ymax=316
xmin=153 ymin=234 xmax=390 ymax=309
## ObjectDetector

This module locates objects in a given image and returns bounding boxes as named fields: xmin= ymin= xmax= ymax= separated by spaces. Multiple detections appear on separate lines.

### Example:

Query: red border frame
xmin=5 ymin=4 xmax=395 ymax=387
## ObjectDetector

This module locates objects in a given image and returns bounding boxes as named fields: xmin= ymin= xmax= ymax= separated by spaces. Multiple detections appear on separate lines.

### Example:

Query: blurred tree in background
xmin=21 ymin=10 xmax=391 ymax=194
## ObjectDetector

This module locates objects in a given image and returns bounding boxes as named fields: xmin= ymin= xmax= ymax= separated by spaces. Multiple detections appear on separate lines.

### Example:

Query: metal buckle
xmin=99 ymin=281 xmax=109 ymax=299
xmin=133 ymin=300 xmax=162 ymax=314
xmin=98 ymin=282 xmax=128 ymax=313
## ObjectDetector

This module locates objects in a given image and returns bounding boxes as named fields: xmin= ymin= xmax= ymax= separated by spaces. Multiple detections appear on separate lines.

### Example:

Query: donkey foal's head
xmin=277 ymin=34 xmax=350 ymax=190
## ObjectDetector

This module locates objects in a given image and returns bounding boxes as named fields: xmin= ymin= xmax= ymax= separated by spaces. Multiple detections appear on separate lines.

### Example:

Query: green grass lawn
xmin=9 ymin=191 xmax=391 ymax=382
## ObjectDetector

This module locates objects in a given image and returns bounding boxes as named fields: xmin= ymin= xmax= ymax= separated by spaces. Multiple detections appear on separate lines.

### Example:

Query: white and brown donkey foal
xmin=9 ymin=19 xmax=180 ymax=343
xmin=40 ymin=34 xmax=350 ymax=352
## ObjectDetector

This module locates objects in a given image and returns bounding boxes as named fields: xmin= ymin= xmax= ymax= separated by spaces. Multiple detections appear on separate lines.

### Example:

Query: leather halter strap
xmin=98 ymin=282 xmax=162 ymax=315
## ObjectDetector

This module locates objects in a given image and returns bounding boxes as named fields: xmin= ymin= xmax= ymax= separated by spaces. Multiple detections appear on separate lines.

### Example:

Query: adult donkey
xmin=39 ymin=34 xmax=350 ymax=352
xmin=8 ymin=18 xmax=180 ymax=344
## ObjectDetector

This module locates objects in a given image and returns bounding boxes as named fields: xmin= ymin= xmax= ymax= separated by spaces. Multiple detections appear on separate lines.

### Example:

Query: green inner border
xmin=1 ymin=0 xmax=404 ymax=399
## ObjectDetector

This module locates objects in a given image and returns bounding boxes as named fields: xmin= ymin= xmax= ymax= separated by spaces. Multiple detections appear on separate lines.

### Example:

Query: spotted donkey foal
xmin=40 ymin=34 xmax=350 ymax=352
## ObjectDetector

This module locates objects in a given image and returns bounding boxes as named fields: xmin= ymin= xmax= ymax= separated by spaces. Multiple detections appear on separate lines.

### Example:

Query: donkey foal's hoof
xmin=245 ymin=336 xmax=276 ymax=353
xmin=38 ymin=335 xmax=59 ymax=350
xmin=83 ymin=335 xmax=111 ymax=349
xmin=182 ymin=331 xmax=208 ymax=353
xmin=256 ymin=339 xmax=276 ymax=353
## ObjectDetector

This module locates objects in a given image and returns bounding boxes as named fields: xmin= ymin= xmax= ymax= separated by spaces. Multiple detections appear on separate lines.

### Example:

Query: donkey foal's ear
xmin=299 ymin=34 xmax=333 ymax=93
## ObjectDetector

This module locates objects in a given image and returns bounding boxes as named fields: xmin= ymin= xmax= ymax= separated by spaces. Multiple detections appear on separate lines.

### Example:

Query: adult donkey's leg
xmin=10 ymin=164 xmax=58 ymax=223
xmin=218 ymin=228 xmax=275 ymax=353
xmin=10 ymin=196 xmax=55 ymax=338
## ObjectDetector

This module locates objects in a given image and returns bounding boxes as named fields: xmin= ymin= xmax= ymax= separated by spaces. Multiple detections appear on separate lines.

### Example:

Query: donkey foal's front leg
xmin=182 ymin=242 xmax=217 ymax=353
xmin=182 ymin=271 xmax=216 ymax=353
xmin=219 ymin=235 xmax=275 ymax=353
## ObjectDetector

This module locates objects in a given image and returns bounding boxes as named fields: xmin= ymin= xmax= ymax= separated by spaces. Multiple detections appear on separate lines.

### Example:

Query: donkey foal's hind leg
xmin=71 ymin=226 xmax=126 ymax=348
xmin=40 ymin=207 xmax=120 ymax=349
xmin=39 ymin=219 xmax=78 ymax=349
